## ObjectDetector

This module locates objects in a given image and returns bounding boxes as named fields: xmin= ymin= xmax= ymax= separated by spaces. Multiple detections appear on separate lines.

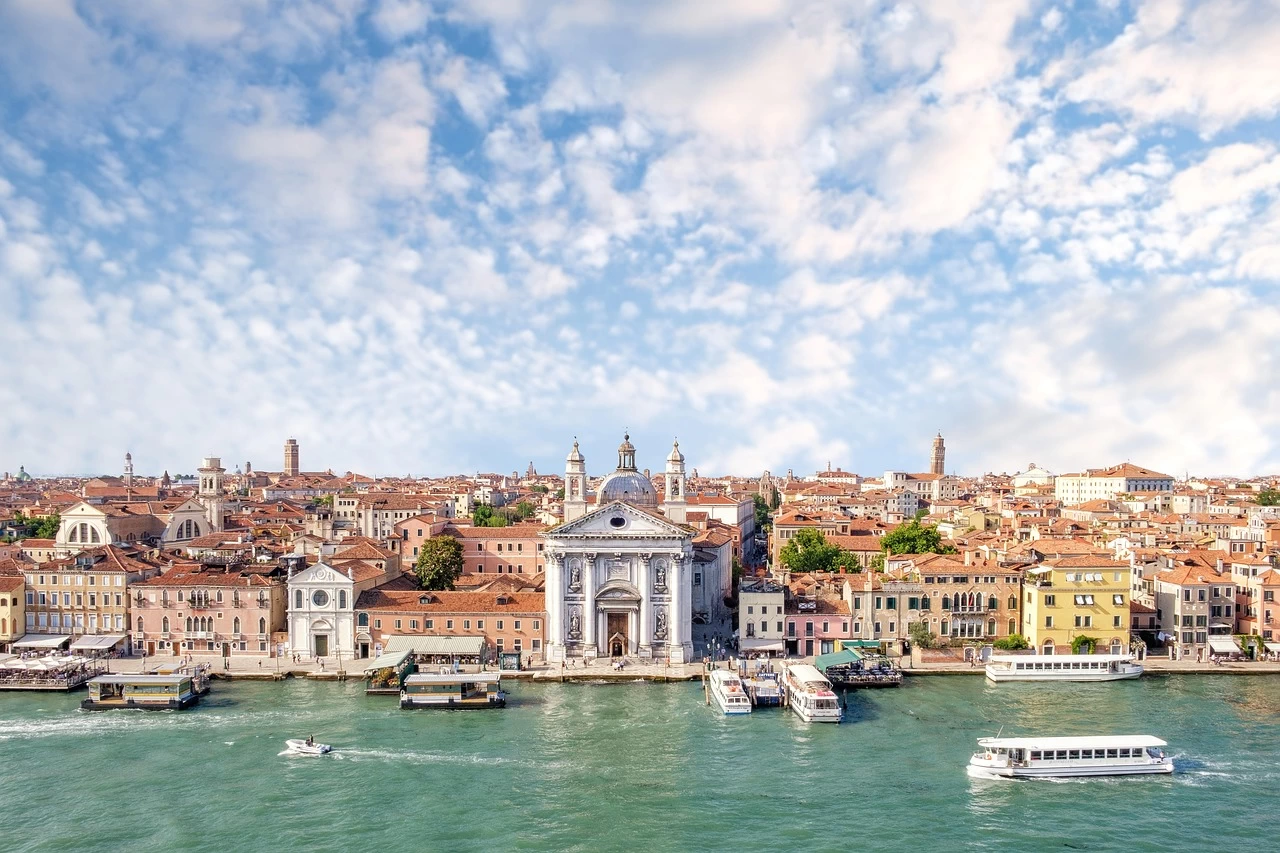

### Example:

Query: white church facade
xmin=542 ymin=435 xmax=699 ymax=663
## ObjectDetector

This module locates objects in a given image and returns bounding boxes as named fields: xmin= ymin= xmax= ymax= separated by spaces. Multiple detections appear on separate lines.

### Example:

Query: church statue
xmin=654 ymin=560 xmax=666 ymax=591
xmin=654 ymin=609 xmax=668 ymax=640
xmin=568 ymin=559 xmax=581 ymax=591
xmin=568 ymin=608 xmax=582 ymax=640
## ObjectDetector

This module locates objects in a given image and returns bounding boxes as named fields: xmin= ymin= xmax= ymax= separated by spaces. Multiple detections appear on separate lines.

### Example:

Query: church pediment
xmin=291 ymin=562 xmax=350 ymax=586
xmin=546 ymin=501 xmax=688 ymax=539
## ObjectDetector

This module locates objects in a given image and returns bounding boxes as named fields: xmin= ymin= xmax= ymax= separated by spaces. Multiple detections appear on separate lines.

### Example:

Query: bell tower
xmin=564 ymin=439 xmax=588 ymax=522
xmin=123 ymin=452 xmax=134 ymax=494
xmin=198 ymin=456 xmax=226 ymax=532
xmin=663 ymin=439 xmax=687 ymax=523
xmin=930 ymin=433 xmax=946 ymax=476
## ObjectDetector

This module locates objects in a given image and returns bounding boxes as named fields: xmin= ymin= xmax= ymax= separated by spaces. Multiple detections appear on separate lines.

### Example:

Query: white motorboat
xmin=967 ymin=735 xmax=1172 ymax=779
xmin=782 ymin=664 xmax=842 ymax=723
xmin=285 ymin=739 xmax=332 ymax=755
xmin=985 ymin=653 xmax=1143 ymax=682
xmin=708 ymin=669 xmax=752 ymax=715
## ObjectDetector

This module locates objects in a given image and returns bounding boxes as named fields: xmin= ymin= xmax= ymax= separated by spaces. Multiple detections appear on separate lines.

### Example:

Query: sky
xmin=2 ymin=0 xmax=1279 ymax=480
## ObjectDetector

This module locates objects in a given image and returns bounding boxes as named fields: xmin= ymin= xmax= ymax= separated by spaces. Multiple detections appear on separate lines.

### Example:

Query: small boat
xmin=742 ymin=669 xmax=782 ymax=707
xmin=985 ymin=653 xmax=1143 ymax=682
xmin=708 ymin=669 xmax=752 ymax=715
xmin=285 ymin=739 xmax=332 ymax=755
xmin=400 ymin=671 xmax=506 ymax=709
xmin=967 ymin=735 xmax=1172 ymax=779
xmin=782 ymin=664 xmax=842 ymax=723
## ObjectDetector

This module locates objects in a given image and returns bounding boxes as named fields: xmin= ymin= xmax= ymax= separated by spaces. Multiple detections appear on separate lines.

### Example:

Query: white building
xmin=542 ymin=435 xmax=696 ymax=663
xmin=882 ymin=471 xmax=959 ymax=503
xmin=1054 ymin=464 xmax=1174 ymax=506
xmin=286 ymin=558 xmax=389 ymax=659
xmin=738 ymin=577 xmax=785 ymax=655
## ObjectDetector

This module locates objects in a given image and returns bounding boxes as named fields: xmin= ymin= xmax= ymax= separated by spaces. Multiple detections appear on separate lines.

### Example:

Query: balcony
xmin=189 ymin=598 xmax=215 ymax=610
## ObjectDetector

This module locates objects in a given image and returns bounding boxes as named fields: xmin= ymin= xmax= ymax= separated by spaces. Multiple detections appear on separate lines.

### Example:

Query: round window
xmin=609 ymin=516 xmax=626 ymax=529
xmin=312 ymin=590 xmax=330 ymax=607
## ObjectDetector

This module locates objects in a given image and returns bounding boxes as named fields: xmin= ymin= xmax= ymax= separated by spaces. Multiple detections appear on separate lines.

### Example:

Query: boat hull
xmin=400 ymin=695 xmax=507 ymax=710
xmin=285 ymin=740 xmax=332 ymax=755
xmin=985 ymin=669 xmax=1142 ymax=683
xmin=968 ymin=761 xmax=1173 ymax=779
xmin=80 ymin=695 xmax=200 ymax=711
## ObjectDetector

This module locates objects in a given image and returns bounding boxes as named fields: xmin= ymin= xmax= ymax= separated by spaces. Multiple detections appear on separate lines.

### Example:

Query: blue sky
xmin=2 ymin=0 xmax=1279 ymax=479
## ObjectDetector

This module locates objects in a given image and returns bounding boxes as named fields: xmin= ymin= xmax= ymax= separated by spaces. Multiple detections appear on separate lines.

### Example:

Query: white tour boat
xmin=708 ymin=669 xmax=752 ymax=715
xmin=967 ymin=735 xmax=1172 ymax=779
xmin=285 ymin=738 xmax=332 ymax=755
xmin=985 ymin=653 xmax=1143 ymax=683
xmin=782 ymin=664 xmax=842 ymax=723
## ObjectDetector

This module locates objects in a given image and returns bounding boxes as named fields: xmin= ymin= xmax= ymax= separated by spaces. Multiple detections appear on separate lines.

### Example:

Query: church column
xmin=638 ymin=553 xmax=652 ymax=658
xmin=545 ymin=552 xmax=563 ymax=661
xmin=583 ymin=552 xmax=598 ymax=658
xmin=668 ymin=553 xmax=683 ymax=656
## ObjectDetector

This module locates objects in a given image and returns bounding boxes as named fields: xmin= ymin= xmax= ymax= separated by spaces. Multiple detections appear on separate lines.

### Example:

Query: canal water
xmin=1 ymin=675 xmax=1277 ymax=851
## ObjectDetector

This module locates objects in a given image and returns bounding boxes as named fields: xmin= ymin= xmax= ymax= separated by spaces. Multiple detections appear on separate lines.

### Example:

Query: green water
xmin=1 ymin=675 xmax=1277 ymax=852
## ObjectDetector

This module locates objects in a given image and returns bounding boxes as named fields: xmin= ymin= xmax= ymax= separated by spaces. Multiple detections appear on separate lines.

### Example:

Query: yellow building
xmin=1023 ymin=557 xmax=1131 ymax=655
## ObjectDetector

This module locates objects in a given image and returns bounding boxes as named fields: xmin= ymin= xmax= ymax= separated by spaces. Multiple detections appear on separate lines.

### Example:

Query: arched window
xmin=258 ymin=617 xmax=266 ymax=634
xmin=920 ymin=596 xmax=930 ymax=611
xmin=942 ymin=596 xmax=951 ymax=610
xmin=1008 ymin=595 xmax=1017 ymax=610
xmin=987 ymin=619 xmax=996 ymax=635
xmin=90 ymin=527 xmax=100 ymax=543
xmin=1042 ymin=639 xmax=1054 ymax=655
xmin=192 ymin=521 xmax=201 ymax=537
xmin=1008 ymin=618 xmax=1016 ymax=636
xmin=339 ymin=590 xmax=347 ymax=609
xmin=357 ymin=613 xmax=368 ymax=627
xmin=233 ymin=617 xmax=241 ymax=635
xmin=185 ymin=617 xmax=193 ymax=632
xmin=988 ymin=596 xmax=998 ymax=611
xmin=137 ymin=617 xmax=144 ymax=634
xmin=162 ymin=616 xmax=170 ymax=633
xmin=294 ymin=589 xmax=303 ymax=610
xmin=69 ymin=526 xmax=78 ymax=543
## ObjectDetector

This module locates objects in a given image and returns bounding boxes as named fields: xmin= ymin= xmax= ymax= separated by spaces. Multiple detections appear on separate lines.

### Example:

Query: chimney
xmin=964 ymin=550 xmax=972 ymax=566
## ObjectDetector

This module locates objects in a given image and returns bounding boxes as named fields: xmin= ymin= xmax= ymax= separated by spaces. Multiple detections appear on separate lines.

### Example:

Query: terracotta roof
xmin=355 ymin=588 xmax=544 ymax=613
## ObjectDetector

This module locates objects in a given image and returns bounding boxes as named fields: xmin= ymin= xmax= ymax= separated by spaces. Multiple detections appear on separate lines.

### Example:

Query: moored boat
xmin=782 ymin=664 xmax=841 ymax=723
xmin=985 ymin=653 xmax=1142 ymax=683
xmin=708 ymin=669 xmax=752 ymax=715
xmin=967 ymin=735 xmax=1173 ymax=779
xmin=399 ymin=671 xmax=506 ymax=709
xmin=742 ymin=670 xmax=782 ymax=707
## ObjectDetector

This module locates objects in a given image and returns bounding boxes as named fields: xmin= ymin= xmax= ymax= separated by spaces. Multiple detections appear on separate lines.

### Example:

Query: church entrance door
xmin=607 ymin=612 xmax=628 ymax=657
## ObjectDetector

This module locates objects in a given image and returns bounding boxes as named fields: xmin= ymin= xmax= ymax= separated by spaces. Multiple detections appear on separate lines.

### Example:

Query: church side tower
xmin=930 ymin=433 xmax=946 ymax=476
xmin=663 ymin=440 xmax=687 ymax=524
xmin=284 ymin=438 xmax=300 ymax=477
xmin=198 ymin=455 xmax=226 ymax=532
xmin=564 ymin=440 xmax=587 ymax=522
xmin=123 ymin=452 xmax=134 ymax=495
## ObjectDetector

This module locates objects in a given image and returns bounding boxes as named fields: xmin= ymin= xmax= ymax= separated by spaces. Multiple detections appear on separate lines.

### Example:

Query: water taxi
xmin=967 ymin=735 xmax=1173 ymax=779
xmin=782 ymin=664 xmax=842 ymax=723
xmin=985 ymin=653 xmax=1143 ymax=682
xmin=708 ymin=669 xmax=752 ymax=715
xmin=400 ymin=671 xmax=506 ymax=709
xmin=81 ymin=673 xmax=204 ymax=711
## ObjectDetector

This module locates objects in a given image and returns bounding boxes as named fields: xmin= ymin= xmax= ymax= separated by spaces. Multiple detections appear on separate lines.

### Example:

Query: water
xmin=1 ymin=675 xmax=1278 ymax=852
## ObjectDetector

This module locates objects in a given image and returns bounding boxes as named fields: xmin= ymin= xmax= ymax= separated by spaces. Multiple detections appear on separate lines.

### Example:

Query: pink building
xmin=784 ymin=598 xmax=853 ymax=657
xmin=395 ymin=517 xmax=547 ymax=578
xmin=132 ymin=564 xmax=287 ymax=658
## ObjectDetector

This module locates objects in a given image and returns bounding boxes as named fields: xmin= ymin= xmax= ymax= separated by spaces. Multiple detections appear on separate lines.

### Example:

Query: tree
xmin=530 ymin=485 xmax=550 ymax=494
xmin=414 ymin=535 xmax=464 ymax=591
xmin=908 ymin=621 xmax=936 ymax=649
xmin=314 ymin=495 xmax=334 ymax=507
xmin=1071 ymin=635 xmax=1098 ymax=655
xmin=768 ymin=486 xmax=781 ymax=511
xmin=779 ymin=528 xmax=859 ymax=574
xmin=752 ymin=494 xmax=772 ymax=530
xmin=472 ymin=505 xmax=508 ymax=528
xmin=19 ymin=512 xmax=60 ymax=540
xmin=1258 ymin=488 xmax=1280 ymax=506
xmin=880 ymin=519 xmax=956 ymax=556
xmin=993 ymin=634 xmax=1029 ymax=651
xmin=514 ymin=501 xmax=536 ymax=520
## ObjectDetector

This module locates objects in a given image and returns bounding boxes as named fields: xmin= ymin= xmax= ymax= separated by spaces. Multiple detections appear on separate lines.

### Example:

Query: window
xmin=395 ymin=619 xmax=402 ymax=629
xmin=1113 ymin=594 xmax=1125 ymax=606
xmin=886 ymin=596 xmax=897 ymax=609
xmin=941 ymin=596 xmax=951 ymax=610
xmin=339 ymin=590 xmax=347 ymax=609
xmin=787 ymin=622 xmax=795 ymax=637
xmin=358 ymin=613 xmax=368 ymax=627
xmin=496 ymin=620 xmax=504 ymax=630
xmin=987 ymin=596 xmax=998 ymax=611
xmin=748 ymin=605 xmax=754 ymax=614
xmin=920 ymin=597 xmax=931 ymax=611
xmin=515 ymin=620 xmax=522 ymax=630
xmin=294 ymin=590 xmax=303 ymax=610
xmin=777 ymin=621 xmax=784 ymax=633
xmin=410 ymin=620 xmax=419 ymax=629
xmin=873 ymin=621 xmax=882 ymax=635
xmin=822 ymin=621 xmax=829 ymax=633
xmin=375 ymin=619 xmax=381 ymax=629
xmin=1045 ymin=616 xmax=1053 ymax=628
xmin=1113 ymin=615 xmax=1122 ymax=628
xmin=533 ymin=620 xmax=540 ymax=630
xmin=464 ymin=620 xmax=471 ymax=629
xmin=694 ymin=572 xmax=702 ymax=586
xmin=1044 ymin=594 xmax=1055 ymax=606
xmin=446 ymin=620 xmax=454 ymax=629
xmin=426 ymin=620 xmax=434 ymax=629
xmin=477 ymin=620 xmax=484 ymax=630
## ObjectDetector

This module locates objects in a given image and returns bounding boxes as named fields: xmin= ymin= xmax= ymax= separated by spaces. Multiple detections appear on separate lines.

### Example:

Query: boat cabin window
xmin=1106 ymin=749 xmax=1118 ymax=758
xmin=1068 ymin=750 xmax=1081 ymax=760
xmin=1081 ymin=749 xmax=1093 ymax=759
xmin=1054 ymin=750 xmax=1067 ymax=760
xmin=1119 ymin=748 xmax=1131 ymax=758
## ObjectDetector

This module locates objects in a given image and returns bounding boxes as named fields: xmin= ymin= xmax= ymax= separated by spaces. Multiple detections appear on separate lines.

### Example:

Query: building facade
xmin=1023 ymin=557 xmax=1131 ymax=655
xmin=132 ymin=565 xmax=286 ymax=657
xmin=355 ymin=589 xmax=546 ymax=661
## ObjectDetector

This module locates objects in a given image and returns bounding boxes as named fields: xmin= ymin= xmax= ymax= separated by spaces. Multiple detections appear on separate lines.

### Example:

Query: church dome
xmin=597 ymin=432 xmax=657 ymax=507
xmin=598 ymin=471 xmax=658 ymax=507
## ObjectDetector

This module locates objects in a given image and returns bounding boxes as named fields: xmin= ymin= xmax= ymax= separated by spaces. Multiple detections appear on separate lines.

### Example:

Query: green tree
xmin=314 ymin=495 xmax=334 ymax=507
xmin=768 ymin=486 xmax=781 ymax=511
xmin=514 ymin=500 xmax=536 ymax=520
xmin=779 ymin=528 xmax=859 ymax=574
xmin=22 ymin=513 xmax=60 ymax=539
xmin=555 ymin=487 xmax=565 ymax=500
xmin=993 ymin=634 xmax=1029 ymax=651
xmin=752 ymin=494 xmax=772 ymax=530
xmin=414 ymin=535 xmax=464 ymax=590
xmin=1070 ymin=635 xmax=1098 ymax=655
xmin=908 ymin=621 xmax=936 ymax=649
xmin=880 ymin=519 xmax=956 ymax=556
xmin=472 ymin=505 xmax=509 ymax=528
xmin=1257 ymin=488 xmax=1280 ymax=506
xmin=530 ymin=485 xmax=550 ymax=494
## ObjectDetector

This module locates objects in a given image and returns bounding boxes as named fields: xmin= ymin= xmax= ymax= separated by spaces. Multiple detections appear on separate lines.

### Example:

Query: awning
xmin=12 ymin=634 xmax=72 ymax=649
xmin=362 ymin=648 xmax=413 ymax=674
xmin=380 ymin=635 xmax=485 ymax=657
xmin=815 ymin=648 xmax=863 ymax=672
xmin=1265 ymin=642 xmax=1280 ymax=653
xmin=739 ymin=637 xmax=785 ymax=652
xmin=840 ymin=640 xmax=885 ymax=649
xmin=1208 ymin=637 xmax=1242 ymax=655
xmin=69 ymin=634 xmax=126 ymax=652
